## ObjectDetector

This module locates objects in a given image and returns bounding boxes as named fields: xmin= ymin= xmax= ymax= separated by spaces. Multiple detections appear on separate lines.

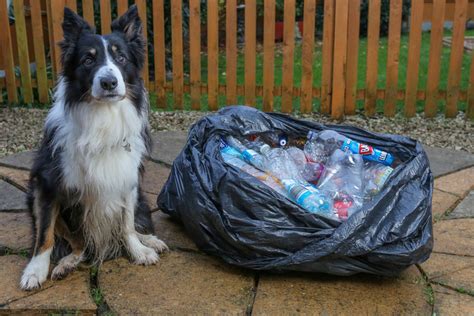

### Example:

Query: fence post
xmin=30 ymin=0 xmax=49 ymax=103
xmin=331 ymin=0 xmax=349 ymax=119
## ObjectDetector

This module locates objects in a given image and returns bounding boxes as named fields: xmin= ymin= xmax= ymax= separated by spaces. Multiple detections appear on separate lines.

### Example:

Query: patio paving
xmin=0 ymin=132 xmax=473 ymax=315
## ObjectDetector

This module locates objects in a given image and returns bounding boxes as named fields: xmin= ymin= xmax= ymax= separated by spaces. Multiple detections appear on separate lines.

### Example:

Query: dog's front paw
xmin=131 ymin=246 xmax=159 ymax=265
xmin=20 ymin=267 xmax=49 ymax=291
xmin=51 ymin=253 xmax=83 ymax=281
xmin=20 ymin=254 xmax=51 ymax=290
xmin=138 ymin=234 xmax=169 ymax=254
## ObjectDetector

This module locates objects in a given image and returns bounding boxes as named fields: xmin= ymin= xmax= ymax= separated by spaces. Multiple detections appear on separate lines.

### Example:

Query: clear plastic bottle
xmin=281 ymin=179 xmax=335 ymax=220
xmin=224 ymin=136 xmax=268 ymax=171
xmin=363 ymin=162 xmax=394 ymax=198
xmin=307 ymin=130 xmax=395 ymax=166
xmin=318 ymin=149 xmax=364 ymax=219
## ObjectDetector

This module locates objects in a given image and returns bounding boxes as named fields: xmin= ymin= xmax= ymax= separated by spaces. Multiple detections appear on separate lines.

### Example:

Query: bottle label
xmin=242 ymin=149 xmax=259 ymax=162
xmin=341 ymin=139 xmax=394 ymax=166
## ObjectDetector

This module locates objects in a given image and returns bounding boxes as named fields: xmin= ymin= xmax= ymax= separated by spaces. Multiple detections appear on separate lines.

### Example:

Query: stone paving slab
xmin=0 ymin=181 xmax=27 ymax=211
xmin=435 ymin=167 xmax=474 ymax=197
xmin=432 ymin=284 xmax=474 ymax=315
xmin=141 ymin=159 xmax=171 ymax=197
xmin=0 ymin=151 xmax=35 ymax=170
xmin=421 ymin=252 xmax=474 ymax=297
xmin=433 ymin=219 xmax=474 ymax=257
xmin=152 ymin=211 xmax=199 ymax=251
xmin=0 ymin=256 xmax=96 ymax=314
xmin=432 ymin=189 xmax=459 ymax=219
xmin=252 ymin=267 xmax=431 ymax=315
xmin=0 ymin=166 xmax=30 ymax=191
xmin=0 ymin=212 xmax=32 ymax=252
xmin=424 ymin=146 xmax=474 ymax=178
xmin=447 ymin=191 xmax=474 ymax=219
xmin=99 ymin=252 xmax=254 ymax=315
xmin=150 ymin=131 xmax=187 ymax=166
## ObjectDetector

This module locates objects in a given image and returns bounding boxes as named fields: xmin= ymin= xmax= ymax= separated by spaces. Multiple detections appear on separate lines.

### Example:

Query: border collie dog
xmin=20 ymin=5 xmax=168 ymax=290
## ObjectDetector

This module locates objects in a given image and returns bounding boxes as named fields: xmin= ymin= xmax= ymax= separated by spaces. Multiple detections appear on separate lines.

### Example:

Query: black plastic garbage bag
xmin=157 ymin=106 xmax=433 ymax=276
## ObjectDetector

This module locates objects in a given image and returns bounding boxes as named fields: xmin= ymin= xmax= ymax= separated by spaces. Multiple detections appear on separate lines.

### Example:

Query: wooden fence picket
xmin=171 ymin=0 xmax=184 ymax=109
xmin=153 ymin=0 xmax=166 ymax=108
xmin=30 ymin=0 xmax=49 ymax=103
xmin=208 ymin=0 xmax=219 ymax=110
xmin=345 ymin=0 xmax=361 ymax=115
xmin=263 ymin=0 xmax=275 ymax=112
xmin=0 ymin=0 xmax=18 ymax=103
xmin=226 ymin=0 xmax=238 ymax=106
xmin=404 ymin=0 xmax=424 ymax=117
xmin=245 ymin=0 xmax=257 ymax=107
xmin=321 ymin=0 xmax=335 ymax=114
xmin=300 ymin=0 xmax=317 ymax=114
xmin=365 ymin=0 xmax=381 ymax=116
xmin=446 ymin=0 xmax=468 ymax=117
xmin=331 ymin=0 xmax=349 ymax=119
xmin=425 ymin=0 xmax=446 ymax=117
xmin=281 ymin=0 xmax=296 ymax=113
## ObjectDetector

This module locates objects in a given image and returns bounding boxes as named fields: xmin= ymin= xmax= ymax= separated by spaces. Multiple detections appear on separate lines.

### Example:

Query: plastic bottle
xmin=363 ymin=162 xmax=394 ymax=198
xmin=241 ymin=138 xmax=271 ymax=155
xmin=317 ymin=149 xmax=365 ymax=219
xmin=281 ymin=179 xmax=335 ymax=220
xmin=225 ymin=136 xmax=267 ymax=171
xmin=307 ymin=130 xmax=394 ymax=166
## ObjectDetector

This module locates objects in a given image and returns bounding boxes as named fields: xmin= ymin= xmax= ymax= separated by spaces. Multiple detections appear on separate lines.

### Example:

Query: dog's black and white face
xmin=60 ymin=6 xmax=145 ymax=104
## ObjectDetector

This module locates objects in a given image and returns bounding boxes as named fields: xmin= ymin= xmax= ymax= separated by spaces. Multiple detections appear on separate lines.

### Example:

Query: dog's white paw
xmin=20 ymin=251 xmax=51 ymax=291
xmin=51 ymin=253 xmax=83 ymax=281
xmin=138 ymin=234 xmax=169 ymax=254
xmin=20 ymin=272 xmax=44 ymax=291
xmin=131 ymin=246 xmax=159 ymax=265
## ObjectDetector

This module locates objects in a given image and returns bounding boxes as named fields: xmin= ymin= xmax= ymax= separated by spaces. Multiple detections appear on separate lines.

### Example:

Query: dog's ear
xmin=60 ymin=7 xmax=94 ymax=66
xmin=111 ymin=4 xmax=145 ymax=69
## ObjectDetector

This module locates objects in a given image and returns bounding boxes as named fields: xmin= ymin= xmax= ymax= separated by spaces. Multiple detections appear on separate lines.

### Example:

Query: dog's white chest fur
xmin=50 ymin=100 xmax=145 ymax=201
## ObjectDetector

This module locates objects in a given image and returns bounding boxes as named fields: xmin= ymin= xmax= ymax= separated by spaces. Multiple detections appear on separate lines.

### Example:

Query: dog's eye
xmin=116 ymin=54 xmax=126 ymax=64
xmin=83 ymin=57 xmax=94 ymax=66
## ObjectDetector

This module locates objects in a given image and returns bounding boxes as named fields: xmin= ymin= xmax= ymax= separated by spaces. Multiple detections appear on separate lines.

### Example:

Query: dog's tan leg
xmin=20 ymin=190 xmax=59 ymax=290
xmin=51 ymin=217 xmax=85 ymax=280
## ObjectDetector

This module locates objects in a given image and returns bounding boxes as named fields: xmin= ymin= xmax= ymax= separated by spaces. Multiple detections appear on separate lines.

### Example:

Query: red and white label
xmin=359 ymin=144 xmax=374 ymax=156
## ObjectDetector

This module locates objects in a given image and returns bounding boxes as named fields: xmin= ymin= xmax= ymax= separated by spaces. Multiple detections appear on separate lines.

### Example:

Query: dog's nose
xmin=100 ymin=76 xmax=118 ymax=91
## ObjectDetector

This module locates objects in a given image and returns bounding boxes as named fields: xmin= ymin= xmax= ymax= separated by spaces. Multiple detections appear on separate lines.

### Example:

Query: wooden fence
xmin=0 ymin=0 xmax=474 ymax=119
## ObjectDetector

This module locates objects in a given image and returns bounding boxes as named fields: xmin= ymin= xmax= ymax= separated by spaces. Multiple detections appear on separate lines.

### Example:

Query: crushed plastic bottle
xmin=308 ymin=130 xmax=394 ymax=166
xmin=363 ymin=162 xmax=394 ymax=198
xmin=221 ymin=151 xmax=287 ymax=196
xmin=225 ymin=136 xmax=268 ymax=171
xmin=281 ymin=179 xmax=335 ymax=220
xmin=318 ymin=149 xmax=365 ymax=218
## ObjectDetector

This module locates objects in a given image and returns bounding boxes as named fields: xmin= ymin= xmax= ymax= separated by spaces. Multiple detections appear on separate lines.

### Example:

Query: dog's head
xmin=60 ymin=5 xmax=145 ymax=103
